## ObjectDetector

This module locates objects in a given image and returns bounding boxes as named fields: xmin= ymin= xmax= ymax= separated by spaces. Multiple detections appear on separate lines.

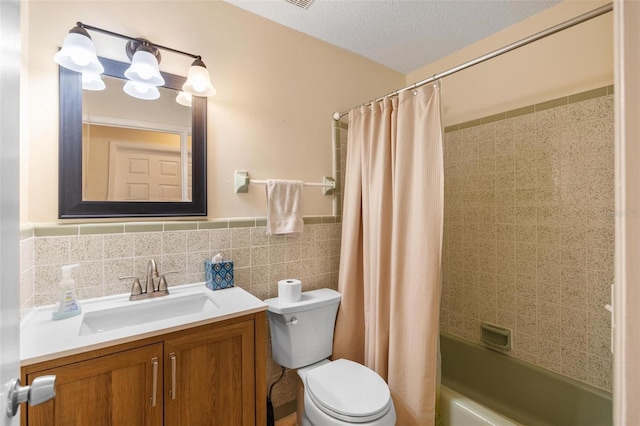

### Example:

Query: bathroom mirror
xmin=59 ymin=57 xmax=207 ymax=218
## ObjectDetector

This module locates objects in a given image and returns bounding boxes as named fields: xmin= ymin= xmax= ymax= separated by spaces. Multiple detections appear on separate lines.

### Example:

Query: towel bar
xmin=234 ymin=170 xmax=335 ymax=195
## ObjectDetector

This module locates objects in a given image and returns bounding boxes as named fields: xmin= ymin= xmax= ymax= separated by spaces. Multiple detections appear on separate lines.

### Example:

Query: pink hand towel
xmin=266 ymin=179 xmax=304 ymax=235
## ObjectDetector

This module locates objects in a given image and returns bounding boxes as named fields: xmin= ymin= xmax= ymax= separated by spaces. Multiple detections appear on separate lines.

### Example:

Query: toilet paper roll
xmin=278 ymin=279 xmax=302 ymax=303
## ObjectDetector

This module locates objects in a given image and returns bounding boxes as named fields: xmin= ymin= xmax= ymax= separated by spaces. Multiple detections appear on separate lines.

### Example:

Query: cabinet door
xmin=164 ymin=319 xmax=255 ymax=426
xmin=25 ymin=343 xmax=163 ymax=426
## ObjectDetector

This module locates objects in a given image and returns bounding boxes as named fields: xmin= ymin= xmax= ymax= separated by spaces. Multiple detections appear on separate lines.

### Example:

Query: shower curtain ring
xmin=412 ymin=83 xmax=418 ymax=96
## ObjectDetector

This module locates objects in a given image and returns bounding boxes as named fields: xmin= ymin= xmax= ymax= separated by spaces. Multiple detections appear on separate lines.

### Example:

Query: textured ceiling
xmin=224 ymin=0 xmax=561 ymax=74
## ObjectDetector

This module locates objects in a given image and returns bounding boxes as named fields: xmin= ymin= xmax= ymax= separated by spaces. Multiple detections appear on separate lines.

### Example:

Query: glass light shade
xmin=175 ymin=91 xmax=192 ymax=107
xmin=123 ymin=80 xmax=160 ymax=100
xmin=124 ymin=48 xmax=165 ymax=87
xmin=81 ymin=73 xmax=105 ymax=91
xmin=182 ymin=61 xmax=216 ymax=97
xmin=54 ymin=31 xmax=104 ymax=74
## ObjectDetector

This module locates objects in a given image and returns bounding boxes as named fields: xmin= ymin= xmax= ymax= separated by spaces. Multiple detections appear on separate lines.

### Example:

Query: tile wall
xmin=19 ymin=217 xmax=341 ymax=408
xmin=440 ymin=87 xmax=614 ymax=392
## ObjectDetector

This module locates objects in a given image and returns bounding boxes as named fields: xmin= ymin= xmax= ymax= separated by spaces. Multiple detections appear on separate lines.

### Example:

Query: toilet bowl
xmin=298 ymin=359 xmax=396 ymax=426
xmin=265 ymin=289 xmax=396 ymax=425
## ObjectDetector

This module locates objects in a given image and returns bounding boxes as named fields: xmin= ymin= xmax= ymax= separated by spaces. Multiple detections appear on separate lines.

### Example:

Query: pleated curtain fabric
xmin=333 ymin=83 xmax=444 ymax=425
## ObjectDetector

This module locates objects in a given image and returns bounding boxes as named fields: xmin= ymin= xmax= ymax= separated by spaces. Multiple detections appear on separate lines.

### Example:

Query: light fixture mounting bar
xmin=77 ymin=22 xmax=201 ymax=60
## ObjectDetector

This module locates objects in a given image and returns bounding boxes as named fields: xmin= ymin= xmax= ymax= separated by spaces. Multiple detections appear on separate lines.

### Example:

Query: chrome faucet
xmin=146 ymin=258 xmax=159 ymax=293
xmin=119 ymin=258 xmax=173 ymax=301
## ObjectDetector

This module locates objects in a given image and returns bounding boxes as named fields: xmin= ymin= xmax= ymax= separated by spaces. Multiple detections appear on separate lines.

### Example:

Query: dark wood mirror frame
xmin=58 ymin=57 xmax=207 ymax=219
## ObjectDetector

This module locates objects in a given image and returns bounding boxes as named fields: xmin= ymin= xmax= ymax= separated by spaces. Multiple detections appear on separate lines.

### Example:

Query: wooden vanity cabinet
xmin=21 ymin=312 xmax=266 ymax=426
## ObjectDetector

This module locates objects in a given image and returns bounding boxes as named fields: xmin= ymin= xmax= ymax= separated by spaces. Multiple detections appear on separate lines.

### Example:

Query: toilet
xmin=265 ymin=288 xmax=396 ymax=425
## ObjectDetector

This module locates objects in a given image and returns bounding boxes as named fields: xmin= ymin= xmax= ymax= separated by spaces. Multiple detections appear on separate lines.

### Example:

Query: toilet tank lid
xmin=264 ymin=288 xmax=341 ymax=314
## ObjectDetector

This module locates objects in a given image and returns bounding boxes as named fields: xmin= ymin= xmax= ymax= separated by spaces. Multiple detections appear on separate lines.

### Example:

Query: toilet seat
xmin=305 ymin=359 xmax=393 ymax=423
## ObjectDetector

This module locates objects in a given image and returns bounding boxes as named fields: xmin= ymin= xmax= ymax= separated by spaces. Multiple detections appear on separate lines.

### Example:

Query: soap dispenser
xmin=52 ymin=264 xmax=82 ymax=320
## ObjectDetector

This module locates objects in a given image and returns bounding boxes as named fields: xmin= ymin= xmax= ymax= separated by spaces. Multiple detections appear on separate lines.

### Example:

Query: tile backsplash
xmin=19 ymin=217 xmax=341 ymax=408
xmin=441 ymin=87 xmax=614 ymax=392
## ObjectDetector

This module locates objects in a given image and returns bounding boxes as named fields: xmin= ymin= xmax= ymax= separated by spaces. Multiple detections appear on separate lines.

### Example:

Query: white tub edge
xmin=440 ymin=385 xmax=523 ymax=426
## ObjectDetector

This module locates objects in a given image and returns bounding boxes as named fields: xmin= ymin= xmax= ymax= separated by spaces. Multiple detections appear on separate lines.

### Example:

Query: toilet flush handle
xmin=285 ymin=317 xmax=298 ymax=326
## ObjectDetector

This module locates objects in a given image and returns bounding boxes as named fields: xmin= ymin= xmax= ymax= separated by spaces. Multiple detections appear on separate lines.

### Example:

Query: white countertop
xmin=21 ymin=283 xmax=267 ymax=366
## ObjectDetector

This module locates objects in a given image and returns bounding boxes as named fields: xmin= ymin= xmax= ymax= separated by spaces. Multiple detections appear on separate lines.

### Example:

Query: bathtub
xmin=440 ymin=332 xmax=612 ymax=426
xmin=441 ymin=385 xmax=521 ymax=426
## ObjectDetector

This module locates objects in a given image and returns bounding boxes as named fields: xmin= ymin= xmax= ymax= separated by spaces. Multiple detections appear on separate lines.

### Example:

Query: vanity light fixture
xmin=175 ymin=91 xmax=192 ymax=107
xmin=54 ymin=25 xmax=104 ymax=75
xmin=124 ymin=41 xmax=165 ymax=87
xmin=55 ymin=22 xmax=216 ymax=102
xmin=81 ymin=73 xmax=106 ymax=91
xmin=123 ymin=80 xmax=160 ymax=100
xmin=183 ymin=59 xmax=216 ymax=97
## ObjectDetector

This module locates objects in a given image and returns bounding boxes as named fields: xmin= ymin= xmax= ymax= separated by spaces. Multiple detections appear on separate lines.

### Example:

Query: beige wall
xmin=407 ymin=0 xmax=613 ymax=127
xmin=22 ymin=0 xmax=404 ymax=223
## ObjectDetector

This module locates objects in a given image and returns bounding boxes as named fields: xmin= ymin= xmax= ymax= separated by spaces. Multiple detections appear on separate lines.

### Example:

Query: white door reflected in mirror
xmin=82 ymin=76 xmax=192 ymax=202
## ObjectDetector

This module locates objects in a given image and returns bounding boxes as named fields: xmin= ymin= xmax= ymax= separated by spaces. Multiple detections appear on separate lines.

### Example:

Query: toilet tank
xmin=265 ymin=289 xmax=341 ymax=369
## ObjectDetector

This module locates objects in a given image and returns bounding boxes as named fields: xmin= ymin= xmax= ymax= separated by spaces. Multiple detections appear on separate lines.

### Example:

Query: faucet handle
xmin=119 ymin=275 xmax=142 ymax=282
xmin=119 ymin=276 xmax=143 ymax=298
xmin=157 ymin=271 xmax=178 ymax=293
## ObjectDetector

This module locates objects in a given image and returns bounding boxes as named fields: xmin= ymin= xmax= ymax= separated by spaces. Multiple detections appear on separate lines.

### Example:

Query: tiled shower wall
xmin=19 ymin=218 xmax=341 ymax=408
xmin=440 ymin=87 xmax=614 ymax=392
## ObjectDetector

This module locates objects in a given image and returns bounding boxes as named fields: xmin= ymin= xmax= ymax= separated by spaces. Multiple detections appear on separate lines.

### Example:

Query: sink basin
xmin=79 ymin=293 xmax=220 ymax=336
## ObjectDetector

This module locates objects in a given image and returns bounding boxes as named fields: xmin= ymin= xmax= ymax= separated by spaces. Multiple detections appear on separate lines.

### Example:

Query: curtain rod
xmin=332 ymin=2 xmax=613 ymax=121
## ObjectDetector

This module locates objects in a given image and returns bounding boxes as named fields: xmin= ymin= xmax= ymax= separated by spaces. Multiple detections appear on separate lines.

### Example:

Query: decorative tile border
xmin=444 ymin=85 xmax=614 ymax=133
xmin=21 ymin=216 xmax=342 ymax=240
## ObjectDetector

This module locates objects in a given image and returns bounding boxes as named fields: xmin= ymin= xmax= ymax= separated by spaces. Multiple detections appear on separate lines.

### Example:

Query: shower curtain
xmin=333 ymin=83 xmax=443 ymax=425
